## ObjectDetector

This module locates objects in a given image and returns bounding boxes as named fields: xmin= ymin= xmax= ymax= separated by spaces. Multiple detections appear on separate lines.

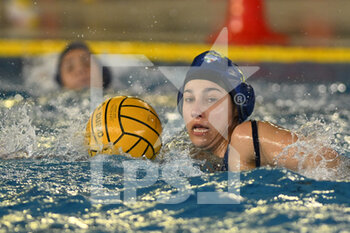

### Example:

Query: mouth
xmin=192 ymin=124 xmax=209 ymax=135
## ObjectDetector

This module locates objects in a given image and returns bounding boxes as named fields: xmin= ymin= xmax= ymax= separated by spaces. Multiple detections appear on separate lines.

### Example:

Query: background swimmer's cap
xmin=177 ymin=50 xmax=255 ymax=122
xmin=85 ymin=96 xmax=162 ymax=159
xmin=55 ymin=41 xmax=111 ymax=89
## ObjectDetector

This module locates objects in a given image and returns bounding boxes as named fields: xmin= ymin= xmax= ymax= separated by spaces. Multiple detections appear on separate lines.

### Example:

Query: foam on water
xmin=0 ymin=91 xmax=91 ymax=161
xmin=0 ymin=80 xmax=349 ymax=180
xmin=0 ymin=103 xmax=35 ymax=159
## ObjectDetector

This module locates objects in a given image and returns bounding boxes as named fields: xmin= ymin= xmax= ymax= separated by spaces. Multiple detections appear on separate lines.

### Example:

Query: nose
xmin=75 ymin=63 xmax=86 ymax=75
xmin=191 ymin=102 xmax=204 ymax=118
xmin=74 ymin=64 xmax=90 ymax=83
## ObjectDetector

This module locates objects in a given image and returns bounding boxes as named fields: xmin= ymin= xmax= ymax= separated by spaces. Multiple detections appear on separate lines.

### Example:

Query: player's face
xmin=182 ymin=79 xmax=234 ymax=150
xmin=60 ymin=48 xmax=91 ymax=89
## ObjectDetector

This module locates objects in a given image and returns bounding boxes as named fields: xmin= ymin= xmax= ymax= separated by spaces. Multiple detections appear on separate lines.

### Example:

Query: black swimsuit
xmin=222 ymin=120 xmax=261 ymax=171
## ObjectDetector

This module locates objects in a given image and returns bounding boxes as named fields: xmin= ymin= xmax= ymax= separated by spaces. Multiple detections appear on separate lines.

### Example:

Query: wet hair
xmin=55 ymin=41 xmax=111 ymax=89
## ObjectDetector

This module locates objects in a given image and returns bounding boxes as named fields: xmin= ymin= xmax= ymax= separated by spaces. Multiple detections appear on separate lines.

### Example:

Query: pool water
xmin=0 ymin=77 xmax=349 ymax=232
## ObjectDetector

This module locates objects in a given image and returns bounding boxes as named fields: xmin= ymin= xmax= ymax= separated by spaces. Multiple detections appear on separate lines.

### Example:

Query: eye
xmin=81 ymin=56 xmax=90 ymax=67
xmin=64 ymin=64 xmax=74 ymax=73
xmin=207 ymin=97 xmax=218 ymax=103
xmin=184 ymin=97 xmax=194 ymax=103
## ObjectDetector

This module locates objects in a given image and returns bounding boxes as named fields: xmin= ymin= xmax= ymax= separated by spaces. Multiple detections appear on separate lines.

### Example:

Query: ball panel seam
xmin=125 ymin=138 xmax=142 ymax=154
xmin=118 ymin=96 xmax=128 ymax=133
xmin=90 ymin=110 xmax=99 ymax=145
xmin=120 ymin=115 xmax=160 ymax=137
xmin=142 ymin=143 xmax=150 ymax=157
xmin=104 ymin=97 xmax=113 ymax=143
xmin=121 ymin=104 xmax=161 ymax=123
xmin=113 ymin=132 xmax=124 ymax=145
xmin=124 ymin=132 xmax=155 ymax=156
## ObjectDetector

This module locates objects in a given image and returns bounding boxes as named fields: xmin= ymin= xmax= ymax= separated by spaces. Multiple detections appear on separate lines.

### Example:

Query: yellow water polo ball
xmin=85 ymin=96 xmax=162 ymax=159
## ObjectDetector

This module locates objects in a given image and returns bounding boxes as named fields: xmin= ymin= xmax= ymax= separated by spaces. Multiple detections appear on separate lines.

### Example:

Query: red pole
xmin=209 ymin=0 xmax=288 ymax=45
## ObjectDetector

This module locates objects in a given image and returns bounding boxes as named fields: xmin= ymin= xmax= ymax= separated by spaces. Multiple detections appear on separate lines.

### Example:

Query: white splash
xmin=274 ymin=118 xmax=349 ymax=180
xmin=0 ymin=103 xmax=36 ymax=159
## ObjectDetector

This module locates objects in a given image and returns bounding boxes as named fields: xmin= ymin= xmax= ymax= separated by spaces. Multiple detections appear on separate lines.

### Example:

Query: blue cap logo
xmin=204 ymin=51 xmax=222 ymax=63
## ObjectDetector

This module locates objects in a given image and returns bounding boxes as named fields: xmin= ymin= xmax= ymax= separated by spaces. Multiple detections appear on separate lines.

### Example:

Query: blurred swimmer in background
xmin=177 ymin=51 xmax=340 ymax=172
xmin=55 ymin=41 xmax=111 ymax=90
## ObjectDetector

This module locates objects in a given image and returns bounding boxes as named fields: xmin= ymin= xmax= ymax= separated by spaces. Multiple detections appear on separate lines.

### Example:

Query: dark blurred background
xmin=1 ymin=0 xmax=350 ymax=88
xmin=1 ymin=0 xmax=350 ymax=45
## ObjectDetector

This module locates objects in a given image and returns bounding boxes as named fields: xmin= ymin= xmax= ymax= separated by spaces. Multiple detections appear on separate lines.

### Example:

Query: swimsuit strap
xmin=251 ymin=120 xmax=261 ymax=167
xmin=222 ymin=120 xmax=261 ymax=171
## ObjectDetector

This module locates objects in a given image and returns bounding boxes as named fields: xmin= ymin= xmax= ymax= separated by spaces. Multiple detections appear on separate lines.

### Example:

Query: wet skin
xmin=182 ymin=80 xmax=340 ymax=172
xmin=182 ymin=79 xmax=234 ymax=156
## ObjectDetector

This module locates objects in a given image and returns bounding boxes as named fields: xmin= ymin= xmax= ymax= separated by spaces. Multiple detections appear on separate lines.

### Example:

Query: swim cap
xmin=55 ymin=41 xmax=111 ymax=89
xmin=177 ymin=50 xmax=255 ymax=122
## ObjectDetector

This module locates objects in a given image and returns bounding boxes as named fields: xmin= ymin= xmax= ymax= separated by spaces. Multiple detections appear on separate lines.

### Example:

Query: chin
xmin=190 ymin=137 xmax=210 ymax=149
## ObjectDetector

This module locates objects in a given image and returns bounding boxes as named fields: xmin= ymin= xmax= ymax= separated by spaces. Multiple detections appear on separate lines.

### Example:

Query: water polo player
xmin=177 ymin=51 xmax=340 ymax=171
xmin=55 ymin=41 xmax=111 ymax=89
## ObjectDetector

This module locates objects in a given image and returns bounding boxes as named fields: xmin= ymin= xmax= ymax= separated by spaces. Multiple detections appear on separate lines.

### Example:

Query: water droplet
xmin=329 ymin=83 xmax=338 ymax=93
xmin=337 ymin=83 xmax=346 ymax=93
xmin=271 ymin=83 xmax=280 ymax=92
xmin=256 ymin=95 xmax=264 ymax=104
xmin=318 ymin=84 xmax=327 ymax=94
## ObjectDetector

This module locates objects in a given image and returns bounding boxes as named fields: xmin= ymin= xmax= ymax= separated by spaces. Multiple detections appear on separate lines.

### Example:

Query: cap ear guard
xmin=232 ymin=82 xmax=255 ymax=123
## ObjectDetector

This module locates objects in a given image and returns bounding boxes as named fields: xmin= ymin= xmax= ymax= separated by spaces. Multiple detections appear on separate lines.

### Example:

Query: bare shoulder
xmin=230 ymin=120 xmax=297 ymax=167
xmin=229 ymin=121 xmax=255 ymax=167
xmin=230 ymin=121 xmax=253 ymax=146
xmin=257 ymin=121 xmax=297 ymax=143
xmin=232 ymin=121 xmax=251 ymax=135
xmin=230 ymin=120 xmax=286 ymax=137
xmin=256 ymin=121 xmax=298 ymax=166
xmin=229 ymin=121 xmax=340 ymax=171
xmin=231 ymin=120 xmax=295 ymax=144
